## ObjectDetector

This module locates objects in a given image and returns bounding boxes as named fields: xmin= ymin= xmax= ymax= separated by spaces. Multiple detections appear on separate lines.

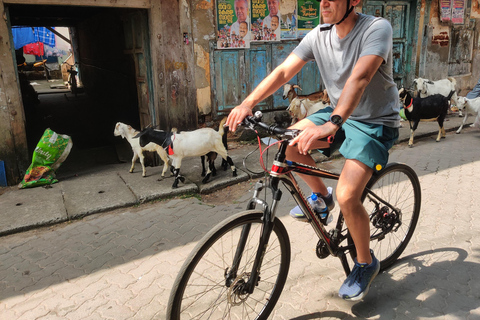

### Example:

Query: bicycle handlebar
xmin=242 ymin=111 xmax=334 ymax=144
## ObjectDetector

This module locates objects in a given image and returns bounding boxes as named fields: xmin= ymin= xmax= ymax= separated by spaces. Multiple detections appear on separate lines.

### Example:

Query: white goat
xmin=286 ymin=89 xmax=330 ymax=124
xmin=135 ymin=117 xmax=237 ymax=188
xmin=114 ymin=122 xmax=170 ymax=177
xmin=413 ymin=77 xmax=458 ymax=110
xmin=455 ymin=96 xmax=480 ymax=134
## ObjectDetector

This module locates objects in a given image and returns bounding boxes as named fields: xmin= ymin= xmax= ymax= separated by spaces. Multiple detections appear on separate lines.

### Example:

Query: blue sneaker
xmin=289 ymin=187 xmax=335 ymax=223
xmin=339 ymin=250 xmax=380 ymax=301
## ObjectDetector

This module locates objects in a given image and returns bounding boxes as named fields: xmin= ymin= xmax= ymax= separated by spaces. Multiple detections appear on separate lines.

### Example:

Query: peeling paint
xmin=432 ymin=31 xmax=450 ymax=47
xmin=197 ymin=86 xmax=212 ymax=114
xmin=165 ymin=59 xmax=187 ymax=71
xmin=182 ymin=0 xmax=191 ymax=19
xmin=196 ymin=0 xmax=214 ymax=10
xmin=194 ymin=43 xmax=210 ymax=83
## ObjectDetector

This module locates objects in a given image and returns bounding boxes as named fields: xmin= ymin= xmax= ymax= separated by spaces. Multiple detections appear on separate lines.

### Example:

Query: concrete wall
xmin=419 ymin=0 xmax=480 ymax=95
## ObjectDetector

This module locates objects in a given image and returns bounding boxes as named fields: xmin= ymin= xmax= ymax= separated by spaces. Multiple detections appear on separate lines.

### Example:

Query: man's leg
xmin=336 ymin=159 xmax=373 ymax=264
xmin=285 ymin=118 xmax=331 ymax=196
xmin=337 ymin=158 xmax=381 ymax=300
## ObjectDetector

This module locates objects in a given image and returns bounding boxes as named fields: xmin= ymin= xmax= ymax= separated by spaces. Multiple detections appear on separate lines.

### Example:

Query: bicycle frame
xmin=225 ymin=139 xmax=346 ymax=294
xmin=226 ymin=137 xmax=403 ymax=294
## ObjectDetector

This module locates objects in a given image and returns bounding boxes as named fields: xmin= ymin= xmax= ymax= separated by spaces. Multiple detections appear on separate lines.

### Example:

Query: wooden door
xmin=364 ymin=1 xmax=412 ymax=87
xmin=123 ymin=11 xmax=154 ymax=129
xmin=212 ymin=40 xmax=323 ymax=116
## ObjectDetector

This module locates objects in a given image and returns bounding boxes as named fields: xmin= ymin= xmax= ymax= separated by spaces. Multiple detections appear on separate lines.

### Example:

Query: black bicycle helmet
xmin=317 ymin=0 xmax=355 ymax=31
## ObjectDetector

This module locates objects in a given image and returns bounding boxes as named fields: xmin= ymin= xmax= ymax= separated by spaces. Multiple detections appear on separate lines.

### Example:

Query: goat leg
xmin=456 ymin=113 xmax=469 ymax=134
xmin=130 ymin=153 xmax=138 ymax=174
xmin=138 ymin=153 xmax=147 ymax=177
xmin=201 ymin=155 xmax=207 ymax=177
xmin=221 ymin=158 xmax=228 ymax=171
xmin=172 ymin=168 xmax=183 ymax=188
xmin=225 ymin=156 xmax=237 ymax=177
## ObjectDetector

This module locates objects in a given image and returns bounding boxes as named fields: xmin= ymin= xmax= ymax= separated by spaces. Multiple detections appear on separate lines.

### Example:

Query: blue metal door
xmin=364 ymin=1 xmax=412 ymax=87
xmin=212 ymin=40 xmax=323 ymax=116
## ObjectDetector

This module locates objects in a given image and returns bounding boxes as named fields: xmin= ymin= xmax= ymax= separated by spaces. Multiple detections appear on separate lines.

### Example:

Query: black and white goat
xmin=114 ymin=122 xmax=170 ymax=177
xmin=135 ymin=118 xmax=237 ymax=188
xmin=413 ymin=77 xmax=460 ymax=115
xmin=399 ymin=88 xmax=454 ymax=147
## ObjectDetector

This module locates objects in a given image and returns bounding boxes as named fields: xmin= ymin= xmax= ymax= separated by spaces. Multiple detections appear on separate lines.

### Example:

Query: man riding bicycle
xmin=226 ymin=0 xmax=400 ymax=301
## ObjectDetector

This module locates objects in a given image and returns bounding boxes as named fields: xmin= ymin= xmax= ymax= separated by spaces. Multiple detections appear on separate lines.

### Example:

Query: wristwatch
xmin=329 ymin=114 xmax=343 ymax=127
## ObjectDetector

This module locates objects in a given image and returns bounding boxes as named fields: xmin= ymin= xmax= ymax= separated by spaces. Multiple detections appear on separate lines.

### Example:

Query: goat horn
xmin=293 ymin=85 xmax=302 ymax=91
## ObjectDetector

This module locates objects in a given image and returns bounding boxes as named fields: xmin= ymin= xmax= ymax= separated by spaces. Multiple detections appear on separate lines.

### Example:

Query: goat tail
xmin=218 ymin=117 xmax=228 ymax=136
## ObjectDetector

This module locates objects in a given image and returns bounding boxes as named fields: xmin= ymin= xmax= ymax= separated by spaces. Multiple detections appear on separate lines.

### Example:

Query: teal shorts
xmin=306 ymin=107 xmax=399 ymax=170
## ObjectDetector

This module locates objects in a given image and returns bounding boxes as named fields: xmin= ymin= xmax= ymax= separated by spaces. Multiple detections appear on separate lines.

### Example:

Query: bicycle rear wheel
xmin=348 ymin=163 xmax=421 ymax=270
xmin=167 ymin=210 xmax=291 ymax=320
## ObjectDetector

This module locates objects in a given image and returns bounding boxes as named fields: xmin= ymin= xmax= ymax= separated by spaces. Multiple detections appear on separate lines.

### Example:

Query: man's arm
xmin=290 ymin=54 xmax=385 ymax=154
xmin=226 ymin=53 xmax=307 ymax=131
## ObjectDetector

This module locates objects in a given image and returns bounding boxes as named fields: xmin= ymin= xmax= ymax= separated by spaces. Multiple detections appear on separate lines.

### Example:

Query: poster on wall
xmin=297 ymin=0 xmax=320 ymax=38
xmin=439 ymin=0 xmax=452 ymax=22
xmin=452 ymin=0 xmax=465 ymax=24
xmin=280 ymin=0 xmax=297 ymax=39
xmin=216 ymin=0 xmax=251 ymax=49
xmin=251 ymin=0 xmax=281 ymax=41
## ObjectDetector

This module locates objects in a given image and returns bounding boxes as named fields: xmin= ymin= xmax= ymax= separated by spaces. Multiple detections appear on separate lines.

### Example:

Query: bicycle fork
xmin=225 ymin=180 xmax=280 ymax=295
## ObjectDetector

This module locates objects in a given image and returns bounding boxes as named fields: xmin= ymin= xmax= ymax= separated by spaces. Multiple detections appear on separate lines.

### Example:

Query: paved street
xmin=1 ymin=127 xmax=480 ymax=320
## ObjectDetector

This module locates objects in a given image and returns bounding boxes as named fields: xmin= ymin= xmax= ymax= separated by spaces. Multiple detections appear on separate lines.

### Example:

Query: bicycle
xmin=64 ymin=62 xmax=78 ymax=97
xmin=167 ymin=112 xmax=421 ymax=319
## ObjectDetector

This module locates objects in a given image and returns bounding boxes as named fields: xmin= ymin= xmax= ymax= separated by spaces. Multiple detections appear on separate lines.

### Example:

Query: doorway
xmin=7 ymin=4 xmax=152 ymax=176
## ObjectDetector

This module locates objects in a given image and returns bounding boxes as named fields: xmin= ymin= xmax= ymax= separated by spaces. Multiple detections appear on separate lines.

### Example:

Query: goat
xmin=200 ymin=124 xmax=229 ymax=177
xmin=135 ymin=117 xmax=237 ymax=188
xmin=282 ymin=84 xmax=330 ymax=124
xmin=282 ymin=84 xmax=302 ymax=102
xmin=282 ymin=84 xmax=330 ymax=104
xmin=399 ymin=88 xmax=454 ymax=147
xmin=455 ymin=96 xmax=480 ymax=134
xmin=287 ymin=97 xmax=329 ymax=124
xmin=114 ymin=122 xmax=170 ymax=177
xmin=413 ymin=77 xmax=459 ymax=113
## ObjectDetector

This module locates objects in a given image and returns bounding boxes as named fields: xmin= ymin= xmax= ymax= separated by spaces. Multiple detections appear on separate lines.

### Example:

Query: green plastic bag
xmin=19 ymin=128 xmax=73 ymax=189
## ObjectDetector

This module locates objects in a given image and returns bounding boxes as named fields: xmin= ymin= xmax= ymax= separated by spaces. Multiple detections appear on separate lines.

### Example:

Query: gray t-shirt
xmin=293 ymin=13 xmax=400 ymax=127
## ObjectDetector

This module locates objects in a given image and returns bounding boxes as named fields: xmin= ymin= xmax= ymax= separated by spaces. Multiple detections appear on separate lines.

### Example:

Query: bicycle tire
xmin=347 ymin=163 xmax=421 ymax=270
xmin=167 ymin=210 xmax=291 ymax=320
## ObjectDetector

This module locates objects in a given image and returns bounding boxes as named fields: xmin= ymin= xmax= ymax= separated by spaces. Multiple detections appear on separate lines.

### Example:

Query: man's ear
xmin=352 ymin=0 xmax=363 ymax=7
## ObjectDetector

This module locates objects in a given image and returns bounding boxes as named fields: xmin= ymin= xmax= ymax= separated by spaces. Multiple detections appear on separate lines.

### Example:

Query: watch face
xmin=330 ymin=114 xmax=343 ymax=125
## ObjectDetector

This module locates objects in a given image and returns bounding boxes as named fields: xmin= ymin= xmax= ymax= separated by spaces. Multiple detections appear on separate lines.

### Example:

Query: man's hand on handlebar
xmin=225 ymin=105 xmax=253 ymax=132
xmin=289 ymin=123 xmax=337 ymax=155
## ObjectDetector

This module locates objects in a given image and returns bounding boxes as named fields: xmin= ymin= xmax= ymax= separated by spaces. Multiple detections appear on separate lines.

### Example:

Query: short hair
xmin=240 ymin=21 xmax=248 ymax=27
xmin=271 ymin=15 xmax=279 ymax=21
xmin=234 ymin=0 xmax=248 ymax=5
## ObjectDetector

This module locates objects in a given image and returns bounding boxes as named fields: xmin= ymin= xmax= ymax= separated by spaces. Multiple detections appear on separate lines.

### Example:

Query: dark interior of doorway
xmin=8 ymin=4 xmax=145 ymax=178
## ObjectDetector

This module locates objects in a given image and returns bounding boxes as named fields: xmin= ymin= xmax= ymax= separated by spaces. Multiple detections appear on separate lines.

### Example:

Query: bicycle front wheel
xmin=167 ymin=210 xmax=291 ymax=320
xmin=348 ymin=163 xmax=421 ymax=270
